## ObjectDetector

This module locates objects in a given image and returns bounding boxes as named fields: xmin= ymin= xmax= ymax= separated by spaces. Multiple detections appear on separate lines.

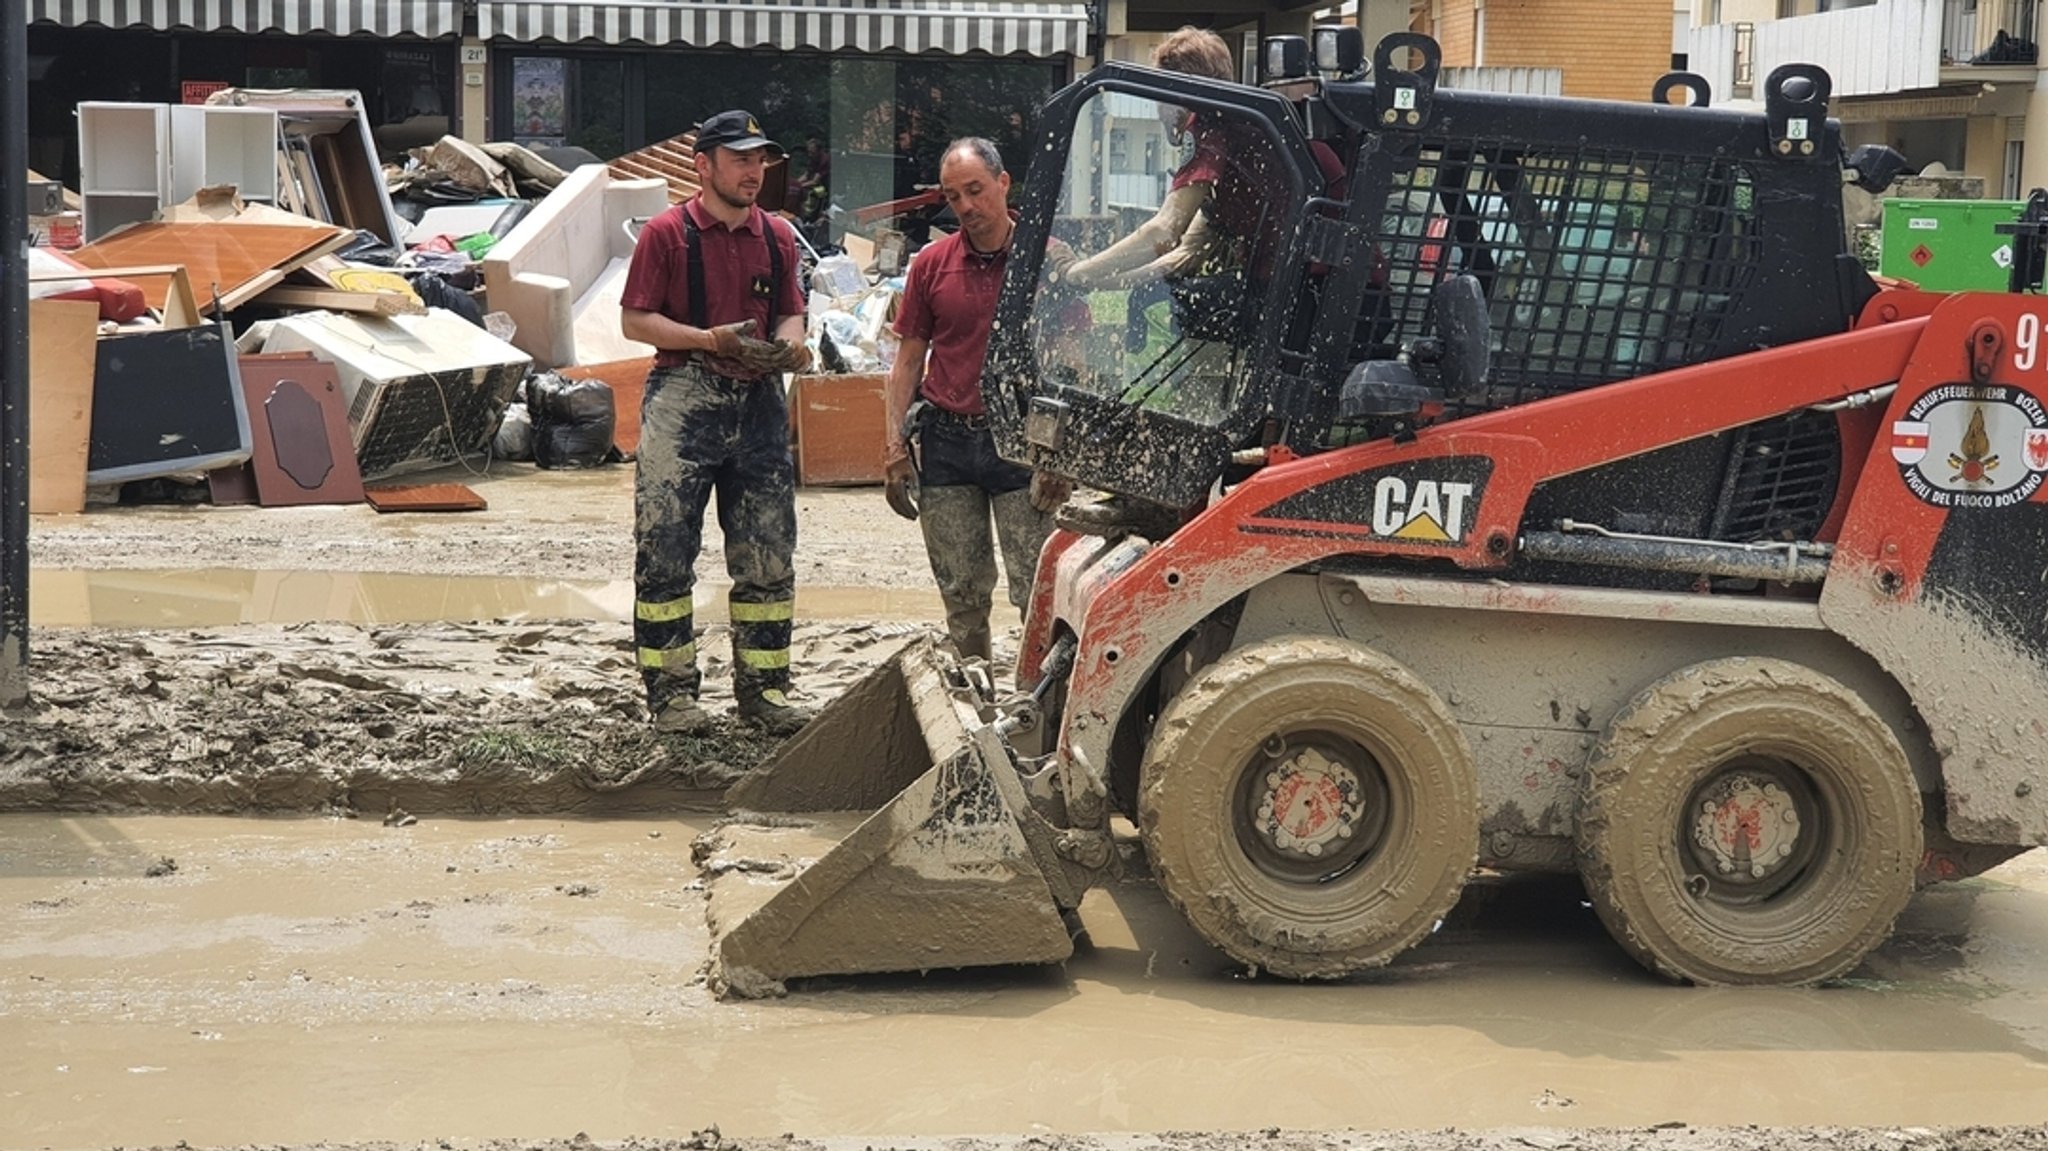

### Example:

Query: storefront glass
xmin=501 ymin=48 xmax=1062 ymax=239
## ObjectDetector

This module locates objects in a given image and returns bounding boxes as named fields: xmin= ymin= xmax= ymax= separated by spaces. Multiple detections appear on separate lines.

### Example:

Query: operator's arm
xmin=885 ymin=335 xmax=930 ymax=463
xmin=1064 ymin=183 xmax=1212 ymax=288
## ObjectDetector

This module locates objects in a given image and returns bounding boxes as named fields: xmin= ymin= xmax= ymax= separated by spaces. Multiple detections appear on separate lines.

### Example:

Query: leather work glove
xmin=768 ymin=339 xmax=815 ymax=374
xmin=707 ymin=319 xmax=759 ymax=358
xmin=733 ymin=335 xmax=789 ymax=375
xmin=884 ymin=454 xmax=920 ymax=521
xmin=1028 ymin=469 xmax=1072 ymax=514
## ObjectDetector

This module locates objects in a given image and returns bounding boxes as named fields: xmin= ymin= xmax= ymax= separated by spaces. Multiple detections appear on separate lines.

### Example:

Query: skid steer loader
xmin=698 ymin=31 xmax=2048 ymax=996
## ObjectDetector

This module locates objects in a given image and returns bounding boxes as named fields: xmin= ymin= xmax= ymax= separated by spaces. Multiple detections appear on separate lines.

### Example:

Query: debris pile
xmin=24 ymin=96 xmax=948 ymax=517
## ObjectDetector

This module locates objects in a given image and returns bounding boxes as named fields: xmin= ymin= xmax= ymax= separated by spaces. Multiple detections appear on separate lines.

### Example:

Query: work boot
xmin=737 ymin=688 xmax=813 ymax=738
xmin=652 ymin=697 xmax=716 ymax=736
xmin=1056 ymin=494 xmax=1184 ymax=540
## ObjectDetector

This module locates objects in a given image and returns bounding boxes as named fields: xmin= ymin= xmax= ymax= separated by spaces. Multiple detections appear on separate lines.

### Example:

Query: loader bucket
xmin=698 ymin=637 xmax=1074 ymax=997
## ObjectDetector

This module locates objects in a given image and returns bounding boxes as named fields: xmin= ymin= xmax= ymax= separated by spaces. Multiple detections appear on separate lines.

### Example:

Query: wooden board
xmin=791 ymin=372 xmax=887 ymax=487
xmin=237 ymin=355 xmax=366 ymax=507
xmin=67 ymin=222 xmax=352 ymax=314
xmin=558 ymin=356 xmax=651 ymax=456
xmin=252 ymin=284 xmax=423 ymax=316
xmin=364 ymin=483 xmax=487 ymax=513
xmin=27 ymin=299 xmax=101 ymax=515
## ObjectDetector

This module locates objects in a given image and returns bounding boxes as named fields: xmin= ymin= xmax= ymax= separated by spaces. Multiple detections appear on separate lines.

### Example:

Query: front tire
xmin=1576 ymin=657 xmax=1922 ymax=986
xmin=1138 ymin=636 xmax=1479 ymax=978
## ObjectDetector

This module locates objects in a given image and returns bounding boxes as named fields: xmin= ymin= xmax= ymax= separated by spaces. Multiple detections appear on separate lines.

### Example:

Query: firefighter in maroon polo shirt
xmin=620 ymin=110 xmax=814 ymax=737
xmin=883 ymin=137 xmax=1071 ymax=664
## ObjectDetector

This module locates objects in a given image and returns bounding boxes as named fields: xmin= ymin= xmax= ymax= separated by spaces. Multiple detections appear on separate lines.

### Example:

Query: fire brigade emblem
xmin=1896 ymin=385 xmax=2048 ymax=509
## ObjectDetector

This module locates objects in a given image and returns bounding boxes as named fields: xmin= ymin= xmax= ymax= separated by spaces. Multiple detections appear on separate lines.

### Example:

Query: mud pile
xmin=0 ymin=619 xmax=915 ymax=814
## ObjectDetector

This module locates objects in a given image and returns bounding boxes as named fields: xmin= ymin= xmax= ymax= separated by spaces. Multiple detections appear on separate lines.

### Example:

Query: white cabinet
xmin=169 ymin=105 xmax=280 ymax=206
xmin=77 ymin=101 xmax=282 ymax=241
xmin=77 ymin=101 xmax=168 ymax=242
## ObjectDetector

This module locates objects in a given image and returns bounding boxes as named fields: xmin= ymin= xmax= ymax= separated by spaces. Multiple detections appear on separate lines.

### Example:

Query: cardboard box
xmin=791 ymin=372 xmax=887 ymax=486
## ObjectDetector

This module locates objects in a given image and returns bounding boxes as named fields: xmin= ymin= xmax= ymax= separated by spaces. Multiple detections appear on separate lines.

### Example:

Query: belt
xmin=927 ymin=406 xmax=992 ymax=430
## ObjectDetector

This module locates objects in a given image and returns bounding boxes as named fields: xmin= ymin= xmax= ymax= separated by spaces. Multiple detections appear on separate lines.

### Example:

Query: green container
xmin=1879 ymin=198 xmax=2024 ymax=291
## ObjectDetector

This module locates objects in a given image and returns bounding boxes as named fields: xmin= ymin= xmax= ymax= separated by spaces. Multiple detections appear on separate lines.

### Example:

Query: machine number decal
xmin=1894 ymin=384 xmax=2048 ymax=509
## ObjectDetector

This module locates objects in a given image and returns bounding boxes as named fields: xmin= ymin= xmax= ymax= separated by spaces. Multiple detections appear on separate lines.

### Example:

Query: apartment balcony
xmin=1690 ymin=0 xmax=2040 ymax=106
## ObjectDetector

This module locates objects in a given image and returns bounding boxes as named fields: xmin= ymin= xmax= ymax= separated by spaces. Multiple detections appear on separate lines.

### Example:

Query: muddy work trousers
xmin=634 ymin=361 xmax=797 ymax=714
xmin=914 ymin=414 xmax=1053 ymax=664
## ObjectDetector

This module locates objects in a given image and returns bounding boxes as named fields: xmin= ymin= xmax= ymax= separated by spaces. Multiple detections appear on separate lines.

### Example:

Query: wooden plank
xmin=252 ymin=284 xmax=425 ymax=316
xmin=28 ymin=299 xmax=100 ymax=515
xmin=37 ymin=263 xmax=201 ymax=328
xmin=363 ymin=483 xmax=487 ymax=513
xmin=67 ymin=222 xmax=350 ymax=315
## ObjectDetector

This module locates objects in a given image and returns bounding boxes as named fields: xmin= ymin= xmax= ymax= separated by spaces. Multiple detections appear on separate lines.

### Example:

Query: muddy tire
xmin=1138 ymin=635 xmax=1479 ymax=978
xmin=1576 ymin=657 xmax=1921 ymax=986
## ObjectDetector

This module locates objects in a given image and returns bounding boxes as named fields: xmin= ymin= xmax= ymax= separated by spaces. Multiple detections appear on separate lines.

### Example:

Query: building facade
xmin=1689 ymin=0 xmax=2042 ymax=198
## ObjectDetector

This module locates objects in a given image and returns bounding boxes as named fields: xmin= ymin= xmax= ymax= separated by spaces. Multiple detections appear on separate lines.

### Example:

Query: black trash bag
xmin=336 ymin=230 xmax=402 ymax=266
xmin=412 ymin=272 xmax=486 ymax=327
xmin=528 ymin=372 xmax=617 ymax=470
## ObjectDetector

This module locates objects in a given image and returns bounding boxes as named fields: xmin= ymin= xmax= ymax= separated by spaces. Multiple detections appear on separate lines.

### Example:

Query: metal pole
xmin=1 ymin=0 xmax=31 ymax=707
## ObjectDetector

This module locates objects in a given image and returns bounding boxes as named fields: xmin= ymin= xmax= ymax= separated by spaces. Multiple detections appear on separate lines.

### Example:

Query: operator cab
xmin=986 ymin=33 xmax=1881 ymax=533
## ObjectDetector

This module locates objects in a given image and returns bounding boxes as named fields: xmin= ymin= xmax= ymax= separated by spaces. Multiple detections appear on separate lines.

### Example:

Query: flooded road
xmin=3 ymin=815 xmax=2045 ymax=1148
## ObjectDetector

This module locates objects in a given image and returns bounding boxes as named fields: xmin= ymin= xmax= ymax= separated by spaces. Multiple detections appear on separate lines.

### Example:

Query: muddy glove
xmin=768 ymin=339 xmax=815 ymax=374
xmin=1028 ymin=469 xmax=1072 ymax=514
xmin=733 ymin=335 xmax=789 ymax=375
xmin=884 ymin=455 xmax=920 ymax=522
xmin=707 ymin=319 xmax=759 ymax=358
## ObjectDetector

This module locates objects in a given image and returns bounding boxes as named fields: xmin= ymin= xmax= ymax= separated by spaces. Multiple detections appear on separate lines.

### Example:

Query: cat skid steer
xmin=698 ymin=32 xmax=2048 ymax=996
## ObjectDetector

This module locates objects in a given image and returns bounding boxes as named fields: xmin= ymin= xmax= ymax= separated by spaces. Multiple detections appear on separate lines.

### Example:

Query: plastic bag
xmin=527 ymin=373 xmax=616 ymax=469
xmin=494 ymin=402 xmax=534 ymax=461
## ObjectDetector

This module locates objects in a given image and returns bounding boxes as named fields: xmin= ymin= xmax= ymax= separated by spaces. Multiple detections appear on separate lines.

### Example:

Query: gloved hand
xmin=707 ymin=319 xmax=758 ymax=357
xmin=884 ymin=454 xmax=919 ymax=521
xmin=1028 ymin=469 xmax=1072 ymax=514
xmin=768 ymin=339 xmax=815 ymax=374
xmin=733 ymin=335 xmax=789 ymax=375
xmin=1044 ymin=243 xmax=1080 ymax=287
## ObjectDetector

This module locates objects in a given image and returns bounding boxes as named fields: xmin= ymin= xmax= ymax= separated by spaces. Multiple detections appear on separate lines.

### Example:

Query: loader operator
xmin=619 ymin=109 xmax=814 ymax=738
xmin=1060 ymin=26 xmax=1256 ymax=296
xmin=883 ymin=137 xmax=1072 ymax=664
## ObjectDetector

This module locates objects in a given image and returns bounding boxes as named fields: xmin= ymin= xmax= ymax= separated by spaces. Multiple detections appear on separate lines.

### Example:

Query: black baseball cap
xmin=696 ymin=110 xmax=784 ymax=156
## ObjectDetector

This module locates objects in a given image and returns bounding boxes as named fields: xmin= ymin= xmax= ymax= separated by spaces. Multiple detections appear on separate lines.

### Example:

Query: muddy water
xmin=3 ymin=815 xmax=2046 ymax=1148
xmin=27 ymin=569 xmax=944 ymax=628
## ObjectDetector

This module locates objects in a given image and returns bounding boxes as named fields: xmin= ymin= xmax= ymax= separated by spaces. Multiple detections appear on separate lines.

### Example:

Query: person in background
xmin=882 ymin=137 xmax=1070 ymax=664
xmin=619 ymin=109 xmax=814 ymax=737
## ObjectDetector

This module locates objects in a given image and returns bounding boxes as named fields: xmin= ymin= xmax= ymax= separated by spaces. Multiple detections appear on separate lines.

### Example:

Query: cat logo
xmin=1372 ymin=477 xmax=1476 ymax=543
xmin=747 ymin=116 xmax=762 ymax=137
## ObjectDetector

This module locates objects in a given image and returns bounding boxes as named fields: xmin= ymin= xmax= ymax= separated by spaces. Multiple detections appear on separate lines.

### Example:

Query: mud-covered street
xmin=6 ymin=464 xmax=2048 ymax=1151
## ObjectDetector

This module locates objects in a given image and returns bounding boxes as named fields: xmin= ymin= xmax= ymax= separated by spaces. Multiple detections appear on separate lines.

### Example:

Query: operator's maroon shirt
xmin=892 ymin=229 xmax=1011 ymax=416
xmin=621 ymin=196 xmax=805 ymax=379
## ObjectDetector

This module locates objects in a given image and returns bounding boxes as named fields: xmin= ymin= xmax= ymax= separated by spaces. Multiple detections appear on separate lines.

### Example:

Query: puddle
xmin=1 ymin=815 xmax=2045 ymax=1146
xmin=27 ymin=569 xmax=944 ymax=628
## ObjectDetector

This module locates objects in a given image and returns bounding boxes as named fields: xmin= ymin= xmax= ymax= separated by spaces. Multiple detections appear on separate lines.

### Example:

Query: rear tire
xmin=1138 ymin=636 xmax=1479 ymax=978
xmin=1576 ymin=657 xmax=1921 ymax=986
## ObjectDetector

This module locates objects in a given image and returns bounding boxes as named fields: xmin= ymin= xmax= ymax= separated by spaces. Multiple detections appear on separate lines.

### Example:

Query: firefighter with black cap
xmin=620 ymin=109 xmax=813 ymax=736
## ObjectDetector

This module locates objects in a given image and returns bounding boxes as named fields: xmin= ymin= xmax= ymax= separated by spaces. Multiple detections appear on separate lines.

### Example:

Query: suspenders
xmin=681 ymin=206 xmax=785 ymax=336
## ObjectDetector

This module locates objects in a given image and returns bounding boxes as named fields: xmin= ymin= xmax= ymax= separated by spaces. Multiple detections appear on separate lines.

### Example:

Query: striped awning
xmin=478 ymin=1 xmax=1091 ymax=57
xmin=28 ymin=0 xmax=462 ymax=38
